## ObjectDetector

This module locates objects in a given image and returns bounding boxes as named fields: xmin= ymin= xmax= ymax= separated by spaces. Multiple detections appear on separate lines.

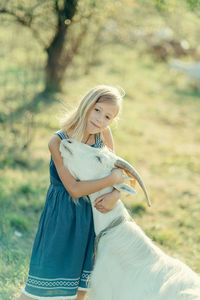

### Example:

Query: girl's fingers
xmin=95 ymin=198 xmax=104 ymax=205
xmin=95 ymin=200 xmax=104 ymax=207
xmin=96 ymin=205 xmax=104 ymax=210
xmin=95 ymin=206 xmax=110 ymax=213
xmin=99 ymin=210 xmax=108 ymax=214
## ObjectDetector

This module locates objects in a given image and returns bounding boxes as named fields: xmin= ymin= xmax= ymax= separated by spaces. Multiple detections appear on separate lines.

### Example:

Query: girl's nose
xmin=96 ymin=115 xmax=104 ymax=125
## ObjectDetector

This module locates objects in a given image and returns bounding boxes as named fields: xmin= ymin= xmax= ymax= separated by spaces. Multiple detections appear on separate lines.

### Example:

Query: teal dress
xmin=23 ymin=130 xmax=103 ymax=299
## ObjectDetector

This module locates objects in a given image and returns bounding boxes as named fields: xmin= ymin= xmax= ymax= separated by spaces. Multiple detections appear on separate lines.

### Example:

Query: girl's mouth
xmin=91 ymin=121 xmax=100 ymax=128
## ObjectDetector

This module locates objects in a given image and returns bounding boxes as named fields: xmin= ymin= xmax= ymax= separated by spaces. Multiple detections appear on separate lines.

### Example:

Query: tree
xmin=1 ymin=0 xmax=199 ymax=94
xmin=0 ymin=0 xmax=96 ymax=93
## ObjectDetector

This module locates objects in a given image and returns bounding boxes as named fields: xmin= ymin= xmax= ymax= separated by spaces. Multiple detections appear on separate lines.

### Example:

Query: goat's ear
xmin=113 ymin=183 xmax=136 ymax=195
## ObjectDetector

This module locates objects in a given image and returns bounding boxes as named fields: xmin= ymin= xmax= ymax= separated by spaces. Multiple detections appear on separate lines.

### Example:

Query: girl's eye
xmin=95 ymin=108 xmax=110 ymax=120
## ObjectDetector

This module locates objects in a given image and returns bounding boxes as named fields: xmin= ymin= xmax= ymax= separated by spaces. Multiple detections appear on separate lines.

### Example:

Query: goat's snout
xmin=67 ymin=139 xmax=72 ymax=143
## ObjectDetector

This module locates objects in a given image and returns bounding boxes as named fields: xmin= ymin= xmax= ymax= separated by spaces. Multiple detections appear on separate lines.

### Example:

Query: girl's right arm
xmin=48 ymin=135 xmax=124 ymax=198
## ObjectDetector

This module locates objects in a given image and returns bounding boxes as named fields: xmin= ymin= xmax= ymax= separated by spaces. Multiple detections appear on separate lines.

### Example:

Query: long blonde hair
xmin=60 ymin=85 xmax=124 ymax=143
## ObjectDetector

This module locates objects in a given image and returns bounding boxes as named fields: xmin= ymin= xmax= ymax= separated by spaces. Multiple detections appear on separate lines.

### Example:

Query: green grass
xmin=0 ymin=5 xmax=200 ymax=299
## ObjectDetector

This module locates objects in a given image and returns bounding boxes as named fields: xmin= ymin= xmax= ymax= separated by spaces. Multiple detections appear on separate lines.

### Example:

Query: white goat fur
xmin=60 ymin=138 xmax=200 ymax=300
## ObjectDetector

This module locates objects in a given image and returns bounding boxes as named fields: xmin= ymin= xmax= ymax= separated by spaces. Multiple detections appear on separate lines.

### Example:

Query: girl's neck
xmin=66 ymin=129 xmax=95 ymax=145
xmin=82 ymin=133 xmax=92 ymax=144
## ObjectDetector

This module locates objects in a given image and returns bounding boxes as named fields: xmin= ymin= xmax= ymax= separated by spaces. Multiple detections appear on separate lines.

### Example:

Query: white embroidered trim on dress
xmin=80 ymin=271 xmax=91 ymax=282
xmin=26 ymin=275 xmax=79 ymax=289
xmin=28 ymin=275 xmax=80 ymax=280
xmin=22 ymin=288 xmax=77 ymax=299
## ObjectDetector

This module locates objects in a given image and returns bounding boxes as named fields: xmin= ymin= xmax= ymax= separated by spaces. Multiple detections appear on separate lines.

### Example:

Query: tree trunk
xmin=44 ymin=0 xmax=78 ymax=93
xmin=45 ymin=24 xmax=67 ymax=93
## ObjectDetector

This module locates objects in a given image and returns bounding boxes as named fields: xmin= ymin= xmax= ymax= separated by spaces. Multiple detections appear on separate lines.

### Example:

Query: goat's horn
xmin=114 ymin=159 xmax=151 ymax=207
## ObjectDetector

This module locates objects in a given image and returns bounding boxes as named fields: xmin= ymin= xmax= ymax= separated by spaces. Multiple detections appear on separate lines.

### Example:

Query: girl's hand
xmin=109 ymin=168 xmax=125 ymax=185
xmin=94 ymin=189 xmax=121 ymax=214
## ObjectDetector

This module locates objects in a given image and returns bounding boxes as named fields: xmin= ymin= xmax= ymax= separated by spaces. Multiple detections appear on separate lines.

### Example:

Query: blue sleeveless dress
xmin=23 ymin=130 xmax=103 ymax=299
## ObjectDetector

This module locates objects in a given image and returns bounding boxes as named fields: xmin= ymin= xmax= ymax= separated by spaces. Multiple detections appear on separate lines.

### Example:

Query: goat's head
xmin=60 ymin=138 xmax=151 ymax=207
xmin=60 ymin=138 xmax=116 ymax=179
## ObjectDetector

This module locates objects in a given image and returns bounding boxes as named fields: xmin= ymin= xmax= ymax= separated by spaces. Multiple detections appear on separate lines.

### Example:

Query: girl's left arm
xmin=95 ymin=127 xmax=121 ymax=213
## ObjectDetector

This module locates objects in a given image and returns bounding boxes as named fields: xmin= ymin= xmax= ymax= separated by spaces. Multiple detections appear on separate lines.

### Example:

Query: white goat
xmin=60 ymin=138 xmax=200 ymax=300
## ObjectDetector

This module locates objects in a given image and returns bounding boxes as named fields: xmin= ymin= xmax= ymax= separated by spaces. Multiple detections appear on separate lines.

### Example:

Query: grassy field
xmin=0 ymin=7 xmax=200 ymax=300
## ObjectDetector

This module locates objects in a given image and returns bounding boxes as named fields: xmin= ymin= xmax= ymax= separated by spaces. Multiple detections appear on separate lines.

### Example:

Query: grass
xmin=0 ymin=6 xmax=200 ymax=299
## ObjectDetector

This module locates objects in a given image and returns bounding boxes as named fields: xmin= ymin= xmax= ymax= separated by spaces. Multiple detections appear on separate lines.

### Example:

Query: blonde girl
xmin=19 ymin=85 xmax=125 ymax=300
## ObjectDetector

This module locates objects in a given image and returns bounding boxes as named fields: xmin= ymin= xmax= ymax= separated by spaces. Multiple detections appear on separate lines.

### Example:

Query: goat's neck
xmin=89 ymin=187 xmax=130 ymax=235
xmin=91 ymin=189 xmax=163 ymax=262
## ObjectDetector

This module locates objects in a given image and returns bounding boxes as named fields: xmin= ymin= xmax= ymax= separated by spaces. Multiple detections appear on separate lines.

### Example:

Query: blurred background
xmin=0 ymin=0 xmax=200 ymax=299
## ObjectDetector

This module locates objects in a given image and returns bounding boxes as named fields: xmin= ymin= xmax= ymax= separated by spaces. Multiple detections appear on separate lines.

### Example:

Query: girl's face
xmin=86 ymin=101 xmax=119 ymax=134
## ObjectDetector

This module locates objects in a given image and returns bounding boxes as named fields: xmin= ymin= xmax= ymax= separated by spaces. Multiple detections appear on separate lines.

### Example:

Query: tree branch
xmin=0 ymin=8 xmax=28 ymax=25
xmin=29 ymin=27 xmax=48 ymax=49
xmin=0 ymin=7 xmax=47 ymax=49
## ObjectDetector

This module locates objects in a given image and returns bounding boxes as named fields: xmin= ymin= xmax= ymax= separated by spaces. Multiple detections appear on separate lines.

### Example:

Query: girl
xmin=19 ymin=85 xmax=125 ymax=300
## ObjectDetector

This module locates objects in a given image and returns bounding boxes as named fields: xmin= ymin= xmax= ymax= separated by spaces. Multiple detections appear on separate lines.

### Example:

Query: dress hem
xmin=77 ymin=287 xmax=89 ymax=291
xmin=22 ymin=288 xmax=77 ymax=299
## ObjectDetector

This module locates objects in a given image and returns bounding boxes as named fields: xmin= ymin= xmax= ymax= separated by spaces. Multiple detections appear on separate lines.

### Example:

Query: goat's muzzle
xmin=114 ymin=159 xmax=151 ymax=207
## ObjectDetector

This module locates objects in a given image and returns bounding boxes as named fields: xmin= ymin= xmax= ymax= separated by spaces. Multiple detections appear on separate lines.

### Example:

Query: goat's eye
xmin=96 ymin=156 xmax=102 ymax=163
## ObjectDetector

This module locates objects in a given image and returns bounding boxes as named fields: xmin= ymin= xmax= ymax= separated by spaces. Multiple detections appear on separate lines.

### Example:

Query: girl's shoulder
xmin=48 ymin=134 xmax=61 ymax=153
xmin=48 ymin=130 xmax=68 ymax=153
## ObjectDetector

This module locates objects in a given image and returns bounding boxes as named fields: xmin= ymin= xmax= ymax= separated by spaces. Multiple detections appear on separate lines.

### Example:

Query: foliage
xmin=153 ymin=0 xmax=200 ymax=12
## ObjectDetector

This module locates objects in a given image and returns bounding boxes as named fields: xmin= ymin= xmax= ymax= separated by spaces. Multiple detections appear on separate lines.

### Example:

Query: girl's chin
xmin=87 ymin=126 xmax=101 ymax=134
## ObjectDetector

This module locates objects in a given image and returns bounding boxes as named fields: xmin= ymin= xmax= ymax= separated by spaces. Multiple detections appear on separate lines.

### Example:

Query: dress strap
xmin=95 ymin=133 xmax=103 ymax=148
xmin=55 ymin=130 xmax=68 ymax=140
xmin=94 ymin=133 xmax=97 ymax=144
xmin=55 ymin=130 xmax=103 ymax=147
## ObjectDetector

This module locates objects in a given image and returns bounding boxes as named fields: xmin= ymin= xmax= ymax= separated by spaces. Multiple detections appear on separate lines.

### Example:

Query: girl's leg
xmin=17 ymin=294 xmax=34 ymax=300
xmin=77 ymin=290 xmax=87 ymax=300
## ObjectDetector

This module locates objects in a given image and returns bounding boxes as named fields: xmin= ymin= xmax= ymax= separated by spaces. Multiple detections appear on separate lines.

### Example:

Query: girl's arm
xmin=94 ymin=188 xmax=121 ymax=213
xmin=48 ymin=135 xmax=124 ymax=198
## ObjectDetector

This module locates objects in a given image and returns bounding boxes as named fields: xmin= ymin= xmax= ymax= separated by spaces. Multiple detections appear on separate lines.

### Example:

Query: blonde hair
xmin=60 ymin=85 xmax=124 ymax=143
